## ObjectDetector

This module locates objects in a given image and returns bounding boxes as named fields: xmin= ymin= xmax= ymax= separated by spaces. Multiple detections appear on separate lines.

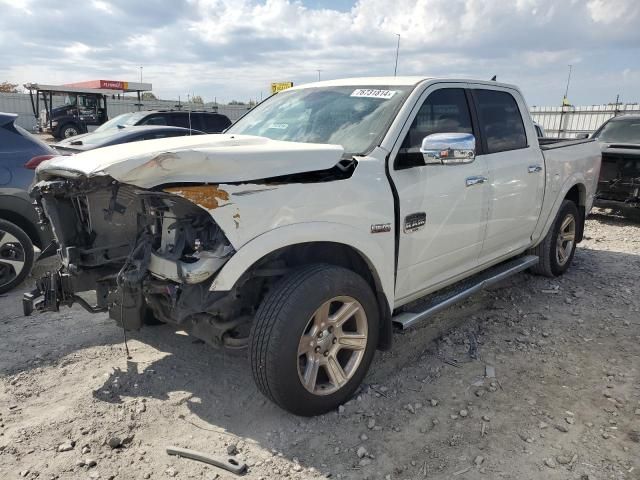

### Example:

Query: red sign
xmin=64 ymin=80 xmax=129 ymax=91
xmin=99 ymin=80 xmax=125 ymax=89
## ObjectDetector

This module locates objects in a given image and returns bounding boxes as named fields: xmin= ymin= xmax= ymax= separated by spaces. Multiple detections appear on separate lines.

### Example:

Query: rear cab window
xmin=473 ymin=89 xmax=528 ymax=153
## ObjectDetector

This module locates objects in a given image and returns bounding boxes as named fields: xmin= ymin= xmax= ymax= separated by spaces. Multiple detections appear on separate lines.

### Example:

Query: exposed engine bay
xmin=23 ymin=175 xmax=266 ymax=348
xmin=595 ymin=146 xmax=640 ymax=211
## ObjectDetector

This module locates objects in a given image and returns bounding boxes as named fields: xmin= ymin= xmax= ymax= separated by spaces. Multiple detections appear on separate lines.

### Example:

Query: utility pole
xmin=139 ymin=66 xmax=143 ymax=83
xmin=614 ymin=94 xmax=620 ymax=116
xmin=563 ymin=64 xmax=572 ymax=105
xmin=394 ymin=34 xmax=400 ymax=76
xmin=316 ymin=70 xmax=322 ymax=81
xmin=559 ymin=64 xmax=572 ymax=139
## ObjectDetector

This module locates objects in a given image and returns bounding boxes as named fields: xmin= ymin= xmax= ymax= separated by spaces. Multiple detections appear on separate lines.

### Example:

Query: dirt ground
xmin=1 ymin=210 xmax=639 ymax=480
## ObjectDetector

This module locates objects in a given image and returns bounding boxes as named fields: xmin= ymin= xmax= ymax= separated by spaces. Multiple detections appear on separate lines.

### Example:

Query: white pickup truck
xmin=25 ymin=77 xmax=601 ymax=416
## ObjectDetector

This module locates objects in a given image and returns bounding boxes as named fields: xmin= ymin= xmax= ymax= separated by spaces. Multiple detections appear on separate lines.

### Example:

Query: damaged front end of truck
xmin=23 ymin=134 xmax=348 ymax=348
xmin=23 ymin=174 xmax=255 ymax=345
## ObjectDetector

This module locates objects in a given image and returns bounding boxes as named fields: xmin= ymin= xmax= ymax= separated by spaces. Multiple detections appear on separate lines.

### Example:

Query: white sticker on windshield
xmin=267 ymin=123 xmax=288 ymax=129
xmin=351 ymin=89 xmax=397 ymax=99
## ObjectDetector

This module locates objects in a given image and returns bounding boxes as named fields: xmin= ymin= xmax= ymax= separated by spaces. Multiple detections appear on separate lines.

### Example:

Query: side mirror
xmin=420 ymin=133 xmax=476 ymax=165
xmin=575 ymin=133 xmax=589 ymax=139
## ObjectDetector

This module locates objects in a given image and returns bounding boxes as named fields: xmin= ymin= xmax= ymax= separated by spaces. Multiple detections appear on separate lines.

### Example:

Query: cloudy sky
xmin=0 ymin=0 xmax=639 ymax=105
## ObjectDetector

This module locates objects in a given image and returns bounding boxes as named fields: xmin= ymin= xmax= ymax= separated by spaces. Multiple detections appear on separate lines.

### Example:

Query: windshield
xmin=227 ymin=86 xmax=412 ymax=156
xmin=95 ymin=112 xmax=147 ymax=132
xmin=595 ymin=118 xmax=640 ymax=143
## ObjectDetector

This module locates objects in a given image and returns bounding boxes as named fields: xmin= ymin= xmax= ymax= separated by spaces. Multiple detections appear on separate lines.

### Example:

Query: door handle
xmin=465 ymin=175 xmax=487 ymax=187
xmin=528 ymin=165 xmax=543 ymax=173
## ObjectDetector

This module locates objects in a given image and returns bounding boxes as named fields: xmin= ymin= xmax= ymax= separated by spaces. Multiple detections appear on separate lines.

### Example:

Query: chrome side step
xmin=392 ymin=255 xmax=539 ymax=330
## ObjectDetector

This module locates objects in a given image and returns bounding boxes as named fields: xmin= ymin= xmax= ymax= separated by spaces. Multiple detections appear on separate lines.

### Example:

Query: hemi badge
xmin=370 ymin=223 xmax=392 ymax=234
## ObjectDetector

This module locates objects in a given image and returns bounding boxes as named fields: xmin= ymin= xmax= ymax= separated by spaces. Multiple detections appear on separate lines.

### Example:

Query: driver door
xmin=390 ymin=85 xmax=490 ymax=303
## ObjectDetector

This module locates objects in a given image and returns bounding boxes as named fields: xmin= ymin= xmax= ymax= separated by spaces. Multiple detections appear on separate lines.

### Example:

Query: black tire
xmin=60 ymin=123 xmax=80 ymax=139
xmin=0 ymin=220 xmax=35 ymax=294
xmin=529 ymin=200 xmax=579 ymax=277
xmin=250 ymin=264 xmax=379 ymax=416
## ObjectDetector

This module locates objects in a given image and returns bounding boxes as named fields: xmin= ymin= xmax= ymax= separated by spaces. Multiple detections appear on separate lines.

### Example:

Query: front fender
xmin=209 ymin=221 xmax=395 ymax=308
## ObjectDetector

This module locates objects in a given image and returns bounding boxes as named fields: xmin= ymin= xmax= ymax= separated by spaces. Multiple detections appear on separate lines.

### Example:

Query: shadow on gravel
xmin=88 ymin=272 xmax=541 ymax=443
xmin=588 ymin=209 xmax=640 ymax=225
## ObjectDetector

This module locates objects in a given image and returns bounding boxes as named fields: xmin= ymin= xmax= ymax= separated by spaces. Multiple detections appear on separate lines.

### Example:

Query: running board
xmin=392 ymin=255 xmax=539 ymax=330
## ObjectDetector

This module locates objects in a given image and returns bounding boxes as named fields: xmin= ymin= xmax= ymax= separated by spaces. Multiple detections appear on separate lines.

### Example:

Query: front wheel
xmin=60 ymin=123 xmax=80 ymax=139
xmin=250 ymin=264 xmax=379 ymax=416
xmin=529 ymin=200 xmax=579 ymax=277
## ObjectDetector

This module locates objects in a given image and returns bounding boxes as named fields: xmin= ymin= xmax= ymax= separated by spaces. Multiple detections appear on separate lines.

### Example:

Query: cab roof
xmin=288 ymin=76 xmax=519 ymax=91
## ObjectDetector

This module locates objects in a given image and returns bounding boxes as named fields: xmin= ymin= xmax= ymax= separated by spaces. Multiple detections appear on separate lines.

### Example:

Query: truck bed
xmin=538 ymin=138 xmax=595 ymax=149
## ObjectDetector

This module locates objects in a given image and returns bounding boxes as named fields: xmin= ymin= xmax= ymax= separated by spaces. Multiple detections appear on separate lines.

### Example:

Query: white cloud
xmin=0 ymin=0 xmax=638 ymax=105
xmin=587 ymin=0 xmax=640 ymax=24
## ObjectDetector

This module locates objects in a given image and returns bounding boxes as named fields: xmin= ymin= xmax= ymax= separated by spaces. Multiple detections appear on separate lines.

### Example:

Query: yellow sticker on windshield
xmin=351 ymin=89 xmax=396 ymax=99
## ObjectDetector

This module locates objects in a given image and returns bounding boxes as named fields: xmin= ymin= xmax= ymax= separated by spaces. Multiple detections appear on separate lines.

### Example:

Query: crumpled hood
xmin=37 ymin=134 xmax=345 ymax=188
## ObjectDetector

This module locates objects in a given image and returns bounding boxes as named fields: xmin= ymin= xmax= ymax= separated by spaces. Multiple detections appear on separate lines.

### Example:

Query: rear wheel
xmin=529 ymin=200 xmax=579 ymax=277
xmin=250 ymin=264 xmax=379 ymax=416
xmin=0 ymin=220 xmax=35 ymax=294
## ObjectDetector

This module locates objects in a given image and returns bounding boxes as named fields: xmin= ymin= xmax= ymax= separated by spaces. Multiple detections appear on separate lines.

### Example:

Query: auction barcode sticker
xmin=351 ymin=89 xmax=396 ymax=99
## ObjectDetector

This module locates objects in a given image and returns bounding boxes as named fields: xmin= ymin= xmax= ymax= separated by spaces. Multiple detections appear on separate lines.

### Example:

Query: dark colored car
xmin=591 ymin=114 xmax=640 ymax=218
xmin=53 ymin=125 xmax=204 ymax=154
xmin=93 ymin=110 xmax=232 ymax=135
xmin=0 ymin=113 xmax=57 ymax=293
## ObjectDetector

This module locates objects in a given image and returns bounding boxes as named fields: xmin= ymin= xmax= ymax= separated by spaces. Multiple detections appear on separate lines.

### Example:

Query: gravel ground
xmin=1 ymin=211 xmax=639 ymax=480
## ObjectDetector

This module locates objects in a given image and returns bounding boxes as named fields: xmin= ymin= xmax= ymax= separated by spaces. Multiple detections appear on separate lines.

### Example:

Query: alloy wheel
xmin=297 ymin=296 xmax=368 ymax=396
xmin=556 ymin=214 xmax=576 ymax=266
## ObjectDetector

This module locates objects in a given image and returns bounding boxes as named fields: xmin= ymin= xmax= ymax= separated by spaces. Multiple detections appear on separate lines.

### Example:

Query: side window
xmin=474 ymin=89 xmax=527 ymax=153
xmin=202 ymin=114 xmax=231 ymax=132
xmin=397 ymin=88 xmax=472 ymax=169
xmin=170 ymin=113 xmax=191 ymax=129
xmin=141 ymin=115 xmax=168 ymax=126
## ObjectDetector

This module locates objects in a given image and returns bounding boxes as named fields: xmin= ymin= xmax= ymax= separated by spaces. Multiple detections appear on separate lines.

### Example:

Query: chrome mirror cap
xmin=420 ymin=133 xmax=476 ymax=165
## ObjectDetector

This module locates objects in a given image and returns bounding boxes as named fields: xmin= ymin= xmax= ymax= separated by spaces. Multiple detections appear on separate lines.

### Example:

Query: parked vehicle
xmin=92 ymin=110 xmax=231 ymax=135
xmin=26 ymin=82 xmax=153 ymax=140
xmin=0 ymin=113 xmax=55 ymax=293
xmin=24 ymin=78 xmax=601 ymax=415
xmin=590 ymin=114 xmax=640 ymax=217
xmin=44 ymin=93 xmax=108 ymax=139
xmin=52 ymin=126 xmax=204 ymax=154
